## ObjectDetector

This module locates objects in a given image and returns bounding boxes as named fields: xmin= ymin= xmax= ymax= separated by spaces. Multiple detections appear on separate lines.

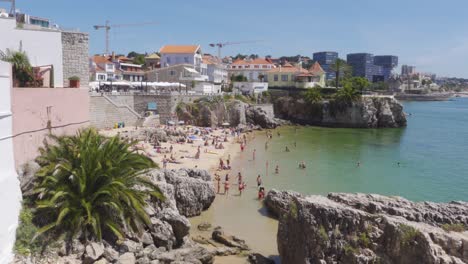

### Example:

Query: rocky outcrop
xmin=265 ymin=191 xmax=468 ymax=264
xmin=176 ymin=98 xmax=280 ymax=129
xmin=274 ymin=96 xmax=407 ymax=128
xmin=14 ymin=168 xmax=217 ymax=264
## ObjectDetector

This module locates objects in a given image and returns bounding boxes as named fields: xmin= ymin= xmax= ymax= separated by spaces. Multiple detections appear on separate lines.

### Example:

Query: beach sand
xmin=100 ymin=126 xmax=259 ymax=263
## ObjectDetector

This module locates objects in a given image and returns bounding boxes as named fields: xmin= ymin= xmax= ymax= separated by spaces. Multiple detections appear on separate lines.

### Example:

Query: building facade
xmin=227 ymin=58 xmax=275 ymax=82
xmin=401 ymin=65 xmax=416 ymax=76
xmin=346 ymin=53 xmax=376 ymax=82
xmin=374 ymin=55 xmax=398 ymax=81
xmin=266 ymin=62 xmax=325 ymax=88
xmin=313 ymin=51 xmax=338 ymax=80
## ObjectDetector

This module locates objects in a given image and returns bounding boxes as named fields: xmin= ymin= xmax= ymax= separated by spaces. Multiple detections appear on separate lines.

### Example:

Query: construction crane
xmin=0 ymin=0 xmax=16 ymax=17
xmin=93 ymin=20 xmax=158 ymax=55
xmin=209 ymin=40 xmax=261 ymax=58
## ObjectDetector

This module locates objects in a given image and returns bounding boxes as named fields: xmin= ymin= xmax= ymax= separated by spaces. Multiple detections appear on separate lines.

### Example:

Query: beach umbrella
xmin=222 ymin=122 xmax=230 ymax=126
xmin=167 ymin=121 xmax=175 ymax=125
xmin=178 ymin=121 xmax=185 ymax=125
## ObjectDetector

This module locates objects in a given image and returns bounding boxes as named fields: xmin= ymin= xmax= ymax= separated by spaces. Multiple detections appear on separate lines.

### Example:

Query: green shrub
xmin=441 ymin=223 xmax=466 ymax=232
xmin=400 ymin=224 xmax=422 ymax=246
xmin=344 ymin=244 xmax=358 ymax=255
xmin=318 ymin=225 xmax=329 ymax=242
xmin=14 ymin=206 xmax=41 ymax=255
xmin=358 ymin=232 xmax=371 ymax=248
xmin=289 ymin=201 xmax=298 ymax=219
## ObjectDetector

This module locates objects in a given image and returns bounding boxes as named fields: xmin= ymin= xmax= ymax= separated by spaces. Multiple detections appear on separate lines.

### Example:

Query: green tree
xmin=330 ymin=59 xmax=351 ymax=89
xmin=303 ymin=88 xmax=323 ymax=104
xmin=334 ymin=81 xmax=361 ymax=103
xmin=231 ymin=74 xmax=247 ymax=82
xmin=33 ymin=128 xmax=163 ymax=245
xmin=345 ymin=77 xmax=370 ymax=94
xmin=127 ymin=51 xmax=140 ymax=58
xmin=133 ymin=54 xmax=146 ymax=65
xmin=1 ymin=49 xmax=33 ymax=87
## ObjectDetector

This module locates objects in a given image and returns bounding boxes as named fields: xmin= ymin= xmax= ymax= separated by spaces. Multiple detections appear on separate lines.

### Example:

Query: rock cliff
xmin=265 ymin=190 xmax=468 ymax=264
xmin=176 ymin=98 xmax=280 ymax=129
xmin=274 ymin=96 xmax=407 ymax=128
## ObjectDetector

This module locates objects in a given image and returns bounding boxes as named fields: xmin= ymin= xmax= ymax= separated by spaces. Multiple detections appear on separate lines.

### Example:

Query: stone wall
xmin=61 ymin=31 xmax=89 ymax=88
xmin=89 ymin=93 xmax=204 ymax=128
xmin=89 ymin=95 xmax=141 ymax=129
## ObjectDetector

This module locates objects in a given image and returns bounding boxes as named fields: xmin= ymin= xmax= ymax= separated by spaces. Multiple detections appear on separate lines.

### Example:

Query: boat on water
xmin=395 ymin=93 xmax=453 ymax=101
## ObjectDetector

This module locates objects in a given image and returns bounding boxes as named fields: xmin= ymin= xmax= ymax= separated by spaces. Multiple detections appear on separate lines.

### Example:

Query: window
xmin=254 ymin=65 xmax=259 ymax=69
xmin=281 ymin=75 xmax=288 ymax=81
xmin=167 ymin=57 xmax=171 ymax=64
xmin=98 ymin=74 xmax=106 ymax=81
xmin=184 ymin=57 xmax=189 ymax=63
xmin=274 ymin=74 xmax=278 ymax=81
xmin=170 ymin=70 xmax=176 ymax=76
xmin=263 ymin=75 xmax=268 ymax=82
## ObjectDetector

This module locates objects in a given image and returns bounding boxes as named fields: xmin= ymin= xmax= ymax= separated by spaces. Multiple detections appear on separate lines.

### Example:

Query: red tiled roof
xmin=160 ymin=45 xmax=200 ymax=54
xmin=267 ymin=63 xmax=308 ymax=73
xmin=92 ymin=55 xmax=112 ymax=64
xmin=309 ymin=62 xmax=325 ymax=74
xmin=231 ymin=57 xmax=274 ymax=65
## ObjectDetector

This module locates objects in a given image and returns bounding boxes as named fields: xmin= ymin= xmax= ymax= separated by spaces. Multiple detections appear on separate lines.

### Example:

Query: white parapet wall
xmin=0 ymin=62 xmax=22 ymax=263
xmin=233 ymin=82 xmax=268 ymax=95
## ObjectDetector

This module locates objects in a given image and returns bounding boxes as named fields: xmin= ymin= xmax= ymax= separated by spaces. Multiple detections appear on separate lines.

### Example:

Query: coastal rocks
xmin=263 ymin=189 xmax=303 ymax=218
xmin=211 ymin=227 xmax=249 ymax=250
xmin=155 ymin=169 xmax=216 ymax=217
xmin=176 ymin=99 xmax=280 ymax=128
xmin=266 ymin=190 xmax=468 ymax=264
xmin=274 ymin=96 xmax=407 ymax=128
xmin=83 ymin=242 xmax=104 ymax=263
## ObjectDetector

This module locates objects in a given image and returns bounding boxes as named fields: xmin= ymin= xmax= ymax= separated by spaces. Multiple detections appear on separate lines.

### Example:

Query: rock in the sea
xmin=274 ymin=96 xmax=407 ymax=128
xmin=268 ymin=190 xmax=468 ymax=264
xmin=197 ymin=222 xmax=212 ymax=232
xmin=161 ymin=208 xmax=191 ymax=245
xmin=247 ymin=253 xmax=275 ymax=264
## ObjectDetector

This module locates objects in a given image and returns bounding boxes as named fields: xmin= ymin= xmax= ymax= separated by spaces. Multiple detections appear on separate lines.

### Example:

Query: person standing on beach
xmin=224 ymin=180 xmax=230 ymax=195
xmin=275 ymin=165 xmax=279 ymax=174
xmin=163 ymin=155 xmax=168 ymax=169
xmin=237 ymin=172 xmax=243 ymax=185
xmin=239 ymin=181 xmax=246 ymax=195
xmin=257 ymin=174 xmax=262 ymax=187
xmin=170 ymin=145 xmax=173 ymax=153
xmin=225 ymin=173 xmax=230 ymax=182
xmin=253 ymin=149 xmax=256 ymax=160
xmin=215 ymin=173 xmax=221 ymax=194
xmin=265 ymin=141 xmax=268 ymax=150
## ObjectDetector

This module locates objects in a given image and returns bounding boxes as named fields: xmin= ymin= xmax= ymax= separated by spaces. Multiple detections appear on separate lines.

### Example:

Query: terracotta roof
xmin=267 ymin=63 xmax=308 ymax=74
xmin=309 ymin=62 xmax=325 ymax=74
xmin=118 ymin=56 xmax=132 ymax=62
xmin=231 ymin=57 xmax=274 ymax=65
xmin=92 ymin=55 xmax=112 ymax=64
xmin=160 ymin=45 xmax=200 ymax=54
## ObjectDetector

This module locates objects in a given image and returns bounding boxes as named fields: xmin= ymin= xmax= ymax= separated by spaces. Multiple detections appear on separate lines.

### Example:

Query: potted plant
xmin=69 ymin=76 xmax=80 ymax=88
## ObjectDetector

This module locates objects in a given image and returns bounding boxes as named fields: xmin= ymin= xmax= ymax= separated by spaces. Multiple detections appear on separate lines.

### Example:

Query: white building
xmin=159 ymin=45 xmax=208 ymax=79
xmin=0 ymin=61 xmax=22 ymax=264
xmin=203 ymin=55 xmax=228 ymax=85
xmin=227 ymin=58 xmax=275 ymax=82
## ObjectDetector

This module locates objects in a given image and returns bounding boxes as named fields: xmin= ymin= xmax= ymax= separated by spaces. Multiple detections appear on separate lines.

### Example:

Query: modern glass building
xmin=374 ymin=55 xmax=398 ymax=81
xmin=346 ymin=53 xmax=375 ymax=82
xmin=313 ymin=51 xmax=338 ymax=80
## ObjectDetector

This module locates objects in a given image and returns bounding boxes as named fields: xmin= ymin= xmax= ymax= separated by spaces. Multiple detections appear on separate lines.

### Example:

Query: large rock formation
xmin=265 ymin=190 xmax=468 ymax=264
xmin=14 ymin=168 xmax=217 ymax=264
xmin=274 ymin=96 xmax=407 ymax=128
xmin=176 ymin=98 xmax=280 ymax=129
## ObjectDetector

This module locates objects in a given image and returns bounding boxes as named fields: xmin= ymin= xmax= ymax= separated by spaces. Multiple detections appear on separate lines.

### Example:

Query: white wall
xmin=0 ymin=18 xmax=64 ymax=87
xmin=233 ymin=82 xmax=268 ymax=94
xmin=0 ymin=61 xmax=22 ymax=263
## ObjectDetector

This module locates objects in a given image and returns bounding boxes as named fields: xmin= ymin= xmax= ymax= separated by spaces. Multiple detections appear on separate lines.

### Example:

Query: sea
xmin=191 ymin=97 xmax=468 ymax=262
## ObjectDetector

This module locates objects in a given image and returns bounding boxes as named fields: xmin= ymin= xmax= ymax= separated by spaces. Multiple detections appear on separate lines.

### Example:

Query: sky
xmin=5 ymin=0 xmax=468 ymax=77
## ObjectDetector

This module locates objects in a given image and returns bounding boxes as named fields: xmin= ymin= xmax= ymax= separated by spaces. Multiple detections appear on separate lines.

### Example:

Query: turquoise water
xmin=192 ymin=98 xmax=468 ymax=260
xmin=238 ymin=98 xmax=468 ymax=202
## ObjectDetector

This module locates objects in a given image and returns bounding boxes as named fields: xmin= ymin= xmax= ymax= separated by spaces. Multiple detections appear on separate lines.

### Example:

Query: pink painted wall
xmin=11 ymin=88 xmax=90 ymax=167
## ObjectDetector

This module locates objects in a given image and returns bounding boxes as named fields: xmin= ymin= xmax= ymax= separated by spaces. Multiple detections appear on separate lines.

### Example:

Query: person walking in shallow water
xmin=275 ymin=165 xmax=279 ymax=174
xmin=257 ymin=174 xmax=262 ymax=187
xmin=253 ymin=149 xmax=256 ymax=160
xmin=224 ymin=180 xmax=230 ymax=195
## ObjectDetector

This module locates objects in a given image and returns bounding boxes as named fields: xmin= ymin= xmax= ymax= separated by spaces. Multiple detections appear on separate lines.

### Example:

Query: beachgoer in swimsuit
xmin=224 ymin=181 xmax=230 ymax=195
xmin=257 ymin=175 xmax=262 ymax=187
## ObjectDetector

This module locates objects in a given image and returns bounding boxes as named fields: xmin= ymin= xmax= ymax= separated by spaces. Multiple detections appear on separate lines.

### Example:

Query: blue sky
xmin=7 ymin=0 xmax=468 ymax=77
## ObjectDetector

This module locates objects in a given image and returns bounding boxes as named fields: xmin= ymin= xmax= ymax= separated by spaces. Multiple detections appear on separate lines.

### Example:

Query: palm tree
xmin=329 ymin=59 xmax=351 ymax=89
xmin=33 ymin=128 xmax=164 ymax=246
xmin=1 ymin=49 xmax=33 ymax=87
xmin=334 ymin=82 xmax=361 ymax=103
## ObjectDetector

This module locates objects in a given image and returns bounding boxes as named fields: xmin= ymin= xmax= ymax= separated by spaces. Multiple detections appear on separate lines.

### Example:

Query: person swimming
xmin=275 ymin=165 xmax=279 ymax=174
xmin=285 ymin=146 xmax=290 ymax=152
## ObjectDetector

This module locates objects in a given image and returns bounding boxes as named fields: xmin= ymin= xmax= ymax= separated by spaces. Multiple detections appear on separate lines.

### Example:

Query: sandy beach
xmin=99 ymin=125 xmax=258 ymax=263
